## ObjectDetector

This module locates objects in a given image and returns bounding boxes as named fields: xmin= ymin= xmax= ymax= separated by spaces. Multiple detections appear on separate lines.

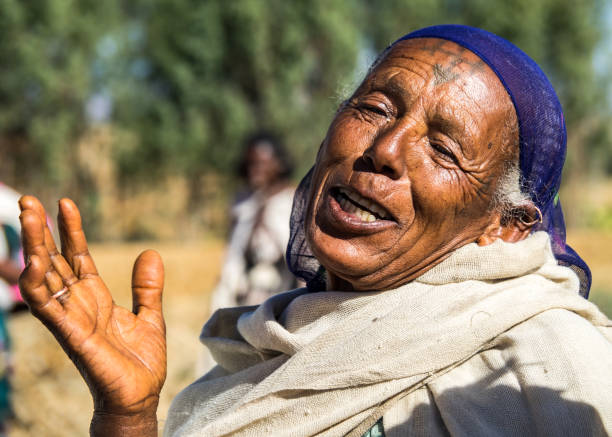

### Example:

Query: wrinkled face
xmin=305 ymin=38 xmax=515 ymax=291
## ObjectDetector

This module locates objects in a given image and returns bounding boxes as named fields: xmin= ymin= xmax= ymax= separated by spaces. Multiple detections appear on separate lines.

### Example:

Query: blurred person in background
xmin=0 ymin=182 xmax=24 ymax=435
xmin=210 ymin=132 xmax=299 ymax=310
xmin=0 ymin=183 xmax=23 ymax=310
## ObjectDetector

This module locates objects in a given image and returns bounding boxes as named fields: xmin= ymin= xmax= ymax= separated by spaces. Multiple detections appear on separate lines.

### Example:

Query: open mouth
xmin=331 ymin=187 xmax=392 ymax=222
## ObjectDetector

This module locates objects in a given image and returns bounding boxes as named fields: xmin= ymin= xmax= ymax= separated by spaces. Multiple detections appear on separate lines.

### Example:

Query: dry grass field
xmin=5 ymin=231 xmax=612 ymax=436
xmin=566 ymin=229 xmax=612 ymax=315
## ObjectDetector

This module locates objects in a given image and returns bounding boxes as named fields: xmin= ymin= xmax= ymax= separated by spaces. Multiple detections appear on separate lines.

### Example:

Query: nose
xmin=363 ymin=128 xmax=407 ymax=180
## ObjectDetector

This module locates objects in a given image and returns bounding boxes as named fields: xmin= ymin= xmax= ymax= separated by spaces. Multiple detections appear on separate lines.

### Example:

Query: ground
xmin=6 ymin=232 xmax=612 ymax=436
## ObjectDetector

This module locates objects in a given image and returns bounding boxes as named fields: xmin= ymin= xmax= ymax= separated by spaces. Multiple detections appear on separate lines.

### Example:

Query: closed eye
xmin=362 ymin=104 xmax=389 ymax=117
xmin=430 ymin=141 xmax=459 ymax=165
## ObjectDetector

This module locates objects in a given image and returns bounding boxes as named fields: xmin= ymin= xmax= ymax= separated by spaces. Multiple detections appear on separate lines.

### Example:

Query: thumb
xmin=132 ymin=249 xmax=165 ymax=330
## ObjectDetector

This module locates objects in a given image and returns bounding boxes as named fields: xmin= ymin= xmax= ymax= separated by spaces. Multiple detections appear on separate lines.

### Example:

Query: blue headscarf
xmin=287 ymin=25 xmax=591 ymax=297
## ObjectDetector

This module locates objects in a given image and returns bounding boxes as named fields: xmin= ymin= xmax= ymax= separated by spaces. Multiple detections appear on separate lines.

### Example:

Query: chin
xmin=306 ymin=225 xmax=392 ymax=291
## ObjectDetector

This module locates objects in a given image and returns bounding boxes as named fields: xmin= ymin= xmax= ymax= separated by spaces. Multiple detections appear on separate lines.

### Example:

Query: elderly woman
xmin=17 ymin=25 xmax=611 ymax=436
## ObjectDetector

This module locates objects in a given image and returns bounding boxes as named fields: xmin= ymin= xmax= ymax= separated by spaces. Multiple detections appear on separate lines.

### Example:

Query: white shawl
xmin=164 ymin=232 xmax=612 ymax=436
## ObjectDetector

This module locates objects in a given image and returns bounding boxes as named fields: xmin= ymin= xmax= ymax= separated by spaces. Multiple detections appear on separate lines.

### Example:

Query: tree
xmin=110 ymin=0 xmax=362 ymax=204
xmin=0 ymin=0 xmax=609 ymax=236
xmin=0 ymin=0 xmax=124 ymax=233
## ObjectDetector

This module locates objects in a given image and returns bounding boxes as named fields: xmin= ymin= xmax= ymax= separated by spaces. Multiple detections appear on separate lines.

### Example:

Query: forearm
xmin=90 ymin=409 xmax=158 ymax=437
xmin=0 ymin=259 xmax=21 ymax=285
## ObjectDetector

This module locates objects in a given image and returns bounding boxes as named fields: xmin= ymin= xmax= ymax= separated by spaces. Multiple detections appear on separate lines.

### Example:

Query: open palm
xmin=18 ymin=196 xmax=166 ymax=416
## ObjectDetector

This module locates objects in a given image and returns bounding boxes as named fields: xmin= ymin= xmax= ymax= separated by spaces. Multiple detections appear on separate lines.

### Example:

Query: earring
xmin=519 ymin=206 xmax=543 ymax=226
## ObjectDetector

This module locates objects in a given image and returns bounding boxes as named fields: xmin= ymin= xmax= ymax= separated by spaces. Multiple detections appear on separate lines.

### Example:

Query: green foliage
xmin=587 ymin=205 xmax=612 ymax=231
xmin=109 ymin=0 xmax=362 ymax=185
xmin=0 ymin=0 xmax=122 ymax=187
xmin=590 ymin=289 xmax=612 ymax=317
xmin=0 ymin=0 xmax=610 ymax=236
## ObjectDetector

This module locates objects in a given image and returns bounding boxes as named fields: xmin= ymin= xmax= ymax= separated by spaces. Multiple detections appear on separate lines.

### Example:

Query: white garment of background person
xmin=0 ymin=183 xmax=21 ymax=311
xmin=210 ymin=185 xmax=297 ymax=312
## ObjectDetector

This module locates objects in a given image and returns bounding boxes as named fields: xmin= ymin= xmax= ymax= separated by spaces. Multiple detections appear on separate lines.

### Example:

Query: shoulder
xmin=261 ymin=187 xmax=295 ymax=229
xmin=266 ymin=186 xmax=295 ymax=209
xmin=500 ymin=309 xmax=612 ymax=403
xmin=503 ymin=308 xmax=612 ymax=369
xmin=426 ymin=309 xmax=612 ymax=436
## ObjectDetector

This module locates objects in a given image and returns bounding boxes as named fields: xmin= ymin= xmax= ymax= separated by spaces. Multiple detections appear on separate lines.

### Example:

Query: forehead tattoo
xmin=433 ymin=63 xmax=460 ymax=86
xmin=409 ymin=39 xmax=485 ymax=86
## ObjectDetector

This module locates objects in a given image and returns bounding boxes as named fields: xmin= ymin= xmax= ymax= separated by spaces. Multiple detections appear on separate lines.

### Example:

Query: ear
xmin=476 ymin=203 xmax=541 ymax=246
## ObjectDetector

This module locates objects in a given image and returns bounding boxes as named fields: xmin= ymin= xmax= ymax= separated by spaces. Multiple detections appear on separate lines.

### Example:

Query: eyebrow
xmin=368 ymin=71 xmax=425 ymax=109
xmin=430 ymin=115 xmax=461 ymax=136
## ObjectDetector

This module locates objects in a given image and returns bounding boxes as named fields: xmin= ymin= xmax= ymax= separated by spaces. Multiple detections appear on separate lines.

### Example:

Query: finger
xmin=19 ymin=195 xmax=45 ymax=216
xmin=19 ymin=210 xmax=68 ymax=300
xmin=19 ymin=254 xmax=64 ymax=322
xmin=20 ymin=194 xmax=61 ymax=260
xmin=20 ymin=209 xmax=52 ymax=269
xmin=58 ymin=198 xmax=98 ymax=278
xmin=132 ymin=250 xmax=165 ymax=330
xmin=19 ymin=194 xmax=50 ymax=225
xmin=19 ymin=196 xmax=78 ymax=287
xmin=45 ymin=269 xmax=66 ymax=294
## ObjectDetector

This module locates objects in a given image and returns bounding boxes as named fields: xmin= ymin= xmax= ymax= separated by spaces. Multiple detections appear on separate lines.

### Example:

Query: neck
xmin=327 ymin=272 xmax=355 ymax=291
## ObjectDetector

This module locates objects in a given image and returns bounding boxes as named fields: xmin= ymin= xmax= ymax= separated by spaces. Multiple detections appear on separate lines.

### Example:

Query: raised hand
xmin=18 ymin=196 xmax=166 ymax=435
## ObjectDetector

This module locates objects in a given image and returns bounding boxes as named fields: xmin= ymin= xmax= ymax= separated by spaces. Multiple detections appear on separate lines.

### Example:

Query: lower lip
xmin=321 ymin=192 xmax=396 ymax=235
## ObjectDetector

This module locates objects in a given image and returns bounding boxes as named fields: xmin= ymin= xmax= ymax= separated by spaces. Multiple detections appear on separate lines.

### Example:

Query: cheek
xmin=322 ymin=115 xmax=376 ymax=163
xmin=306 ymin=117 xmax=375 ymax=220
xmin=410 ymin=162 xmax=452 ymax=206
xmin=410 ymin=165 xmax=482 ymax=227
xmin=305 ymin=167 xmax=326 ymax=234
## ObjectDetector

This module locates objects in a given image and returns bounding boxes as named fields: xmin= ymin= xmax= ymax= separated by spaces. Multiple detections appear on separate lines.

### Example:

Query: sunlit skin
xmin=306 ymin=38 xmax=534 ymax=291
xmin=18 ymin=197 xmax=164 ymax=435
xmin=17 ymin=38 xmax=537 ymax=436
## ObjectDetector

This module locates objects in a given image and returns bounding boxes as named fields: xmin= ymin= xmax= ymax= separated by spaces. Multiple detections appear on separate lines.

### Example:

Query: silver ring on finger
xmin=52 ymin=287 xmax=69 ymax=300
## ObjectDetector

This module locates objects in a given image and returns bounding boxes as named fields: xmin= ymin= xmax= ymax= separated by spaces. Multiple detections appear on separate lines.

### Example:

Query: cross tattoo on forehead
xmin=414 ymin=39 xmax=486 ymax=86
xmin=433 ymin=62 xmax=460 ymax=86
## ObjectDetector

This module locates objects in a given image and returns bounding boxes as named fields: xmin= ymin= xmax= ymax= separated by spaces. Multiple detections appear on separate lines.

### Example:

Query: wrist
xmin=90 ymin=408 xmax=158 ymax=437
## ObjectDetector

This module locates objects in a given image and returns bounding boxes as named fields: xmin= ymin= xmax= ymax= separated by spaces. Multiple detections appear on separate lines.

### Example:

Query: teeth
xmin=338 ymin=188 xmax=389 ymax=220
